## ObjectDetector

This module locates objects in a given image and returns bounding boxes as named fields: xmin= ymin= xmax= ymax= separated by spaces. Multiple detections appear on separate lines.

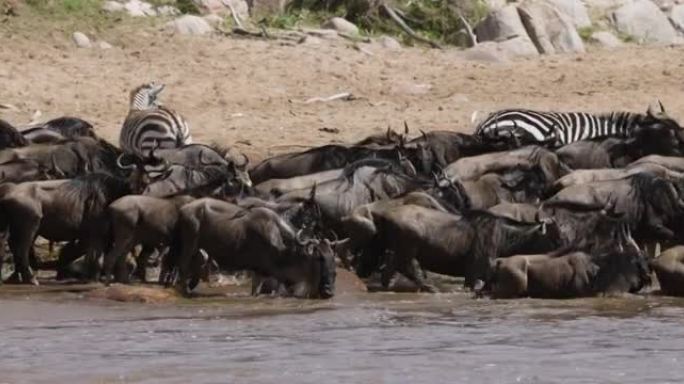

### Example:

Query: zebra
xmin=474 ymin=103 xmax=674 ymax=147
xmin=119 ymin=82 xmax=192 ymax=159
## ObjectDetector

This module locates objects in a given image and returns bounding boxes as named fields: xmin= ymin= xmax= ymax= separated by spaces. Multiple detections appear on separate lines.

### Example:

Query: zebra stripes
xmin=474 ymin=109 xmax=642 ymax=146
xmin=120 ymin=83 xmax=192 ymax=158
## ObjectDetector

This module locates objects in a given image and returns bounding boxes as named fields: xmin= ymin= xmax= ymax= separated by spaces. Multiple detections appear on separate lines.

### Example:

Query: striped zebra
xmin=474 ymin=104 xmax=669 ymax=146
xmin=119 ymin=82 xmax=192 ymax=159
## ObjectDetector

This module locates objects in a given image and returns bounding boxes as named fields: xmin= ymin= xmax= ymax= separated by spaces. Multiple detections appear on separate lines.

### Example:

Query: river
xmin=1 ymin=284 xmax=684 ymax=384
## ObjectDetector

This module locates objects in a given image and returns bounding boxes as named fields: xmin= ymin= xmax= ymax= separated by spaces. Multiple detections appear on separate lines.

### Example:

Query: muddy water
xmin=1 ymin=289 xmax=684 ymax=384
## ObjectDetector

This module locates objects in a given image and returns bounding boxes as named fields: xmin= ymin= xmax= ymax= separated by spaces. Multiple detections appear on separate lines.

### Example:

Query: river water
xmin=1 ymin=288 xmax=684 ymax=384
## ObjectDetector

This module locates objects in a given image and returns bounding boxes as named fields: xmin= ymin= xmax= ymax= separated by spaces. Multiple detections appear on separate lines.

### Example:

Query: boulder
xmin=249 ymin=0 xmax=288 ymax=16
xmin=589 ymin=30 xmax=624 ymax=47
xmin=517 ymin=0 xmax=586 ymax=54
xmin=497 ymin=35 xmax=542 ymax=57
xmin=322 ymin=17 xmax=360 ymax=36
xmin=584 ymin=0 xmax=633 ymax=12
xmin=72 ymin=32 xmax=91 ymax=48
xmin=102 ymin=0 xmax=124 ymax=13
xmin=166 ymin=15 xmax=213 ymax=35
xmin=98 ymin=41 xmax=114 ymax=49
xmin=193 ymin=0 xmax=249 ymax=20
xmin=157 ymin=5 xmax=180 ymax=16
xmin=475 ymin=5 xmax=530 ymax=42
xmin=670 ymin=4 xmax=684 ymax=32
xmin=612 ymin=0 xmax=679 ymax=44
xmin=124 ymin=0 xmax=157 ymax=16
xmin=203 ymin=14 xmax=224 ymax=27
xmin=377 ymin=35 xmax=402 ymax=50
xmin=547 ymin=0 xmax=592 ymax=28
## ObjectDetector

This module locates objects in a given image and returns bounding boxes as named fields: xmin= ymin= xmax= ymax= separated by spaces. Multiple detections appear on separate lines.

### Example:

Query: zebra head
xmin=129 ymin=82 xmax=166 ymax=110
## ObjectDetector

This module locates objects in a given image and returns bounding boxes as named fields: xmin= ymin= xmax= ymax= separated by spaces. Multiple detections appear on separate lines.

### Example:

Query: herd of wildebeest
xmin=5 ymin=104 xmax=684 ymax=300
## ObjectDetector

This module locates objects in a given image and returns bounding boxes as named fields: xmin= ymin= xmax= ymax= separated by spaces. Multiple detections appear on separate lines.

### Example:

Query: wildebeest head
xmin=432 ymin=171 xmax=471 ymax=212
xmin=356 ymin=125 xmax=405 ymax=146
xmin=0 ymin=119 xmax=29 ymax=149
xmin=295 ymin=230 xmax=345 ymax=299
xmin=633 ymin=101 xmax=684 ymax=155
xmin=591 ymin=221 xmax=651 ymax=294
xmin=499 ymin=165 xmax=547 ymax=203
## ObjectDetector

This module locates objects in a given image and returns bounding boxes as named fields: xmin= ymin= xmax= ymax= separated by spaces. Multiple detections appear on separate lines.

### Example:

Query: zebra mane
xmin=128 ymin=83 xmax=164 ymax=111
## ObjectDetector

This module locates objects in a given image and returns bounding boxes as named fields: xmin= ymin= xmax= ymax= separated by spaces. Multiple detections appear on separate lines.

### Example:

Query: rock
xmin=322 ymin=17 xmax=359 ymax=36
xmin=462 ymin=41 xmax=511 ymax=62
xmin=166 ymin=15 xmax=213 ymax=36
xmin=98 ymin=41 xmax=113 ymax=49
xmin=653 ymin=0 xmax=675 ymax=10
xmin=156 ymin=5 xmax=180 ymax=16
xmin=474 ymin=5 xmax=537 ymax=54
xmin=203 ymin=14 xmax=224 ymax=27
xmin=102 ymin=0 xmax=124 ymax=13
xmin=583 ymin=0 xmax=633 ymax=11
xmin=498 ymin=35 xmax=542 ymax=57
xmin=300 ymin=28 xmax=340 ymax=40
xmin=249 ymin=0 xmax=288 ymax=16
xmin=517 ymin=0 xmax=585 ymax=54
xmin=589 ymin=30 xmax=624 ymax=47
xmin=612 ymin=0 xmax=679 ymax=44
xmin=72 ymin=32 xmax=91 ymax=48
xmin=124 ymin=0 xmax=157 ymax=16
xmin=301 ymin=35 xmax=323 ymax=45
xmin=193 ymin=0 xmax=249 ymax=19
xmin=377 ymin=35 xmax=402 ymax=50
xmin=669 ymin=4 xmax=684 ymax=31
xmin=547 ymin=0 xmax=591 ymax=28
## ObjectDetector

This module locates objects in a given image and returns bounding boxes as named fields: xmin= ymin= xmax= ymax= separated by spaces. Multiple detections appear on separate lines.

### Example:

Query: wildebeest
xmin=0 ymin=119 xmax=29 ymax=149
xmin=544 ymin=173 xmax=684 ymax=241
xmin=0 ymin=137 xmax=123 ymax=182
xmin=249 ymin=143 xmax=416 ymax=184
xmin=21 ymin=116 xmax=95 ymax=144
xmin=409 ymin=130 xmax=509 ymax=175
xmin=277 ymin=159 xmax=433 ymax=233
xmin=102 ymin=195 xmax=196 ymax=284
xmin=0 ymin=173 xmax=131 ymax=284
xmin=444 ymin=145 xmax=568 ymax=187
xmin=255 ymin=169 xmax=343 ymax=197
xmin=354 ymin=204 xmax=558 ymax=291
xmin=490 ymin=222 xmax=650 ymax=298
xmin=173 ymin=198 xmax=340 ymax=298
xmin=118 ymin=144 xmax=252 ymax=198
xmin=650 ymin=245 xmax=684 ymax=296
xmin=555 ymin=137 xmax=636 ymax=169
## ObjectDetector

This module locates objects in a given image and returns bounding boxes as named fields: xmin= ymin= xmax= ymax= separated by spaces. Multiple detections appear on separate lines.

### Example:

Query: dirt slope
xmin=1 ymin=25 xmax=683 ymax=162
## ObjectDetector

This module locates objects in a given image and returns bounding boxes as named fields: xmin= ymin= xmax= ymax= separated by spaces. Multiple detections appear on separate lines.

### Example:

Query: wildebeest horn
xmin=420 ymin=129 xmax=427 ymax=140
xmin=234 ymin=153 xmax=249 ymax=168
xmin=199 ymin=150 xmax=213 ymax=166
xmin=658 ymin=99 xmax=666 ymax=114
xmin=296 ymin=229 xmax=318 ymax=246
xmin=404 ymin=121 xmax=409 ymax=135
xmin=309 ymin=183 xmax=317 ymax=201
xmin=116 ymin=154 xmax=136 ymax=170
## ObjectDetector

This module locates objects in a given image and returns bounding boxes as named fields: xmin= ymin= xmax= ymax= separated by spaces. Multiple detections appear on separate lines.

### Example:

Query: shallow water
xmin=2 ymin=289 xmax=684 ymax=384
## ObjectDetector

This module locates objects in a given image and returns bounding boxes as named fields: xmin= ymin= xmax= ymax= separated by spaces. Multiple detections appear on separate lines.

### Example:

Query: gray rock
xmin=203 ymin=14 xmax=224 ymax=27
xmin=462 ymin=41 xmax=511 ymax=62
xmin=156 ymin=5 xmax=180 ymax=16
xmin=72 ymin=32 xmax=91 ymax=48
xmin=166 ymin=15 xmax=213 ymax=35
xmin=547 ymin=0 xmax=591 ymax=28
xmin=589 ymin=30 xmax=624 ymax=47
xmin=193 ymin=0 xmax=248 ymax=19
xmin=377 ymin=35 xmax=402 ymax=50
xmin=584 ymin=0 xmax=633 ymax=11
xmin=612 ymin=0 xmax=679 ymax=44
xmin=98 ymin=41 xmax=114 ymax=49
xmin=475 ymin=5 xmax=530 ymax=42
xmin=497 ymin=35 xmax=542 ymax=57
xmin=670 ymin=4 xmax=684 ymax=32
xmin=322 ymin=17 xmax=359 ymax=36
xmin=124 ymin=0 xmax=157 ymax=16
xmin=518 ymin=0 xmax=585 ymax=54
xmin=102 ymin=0 xmax=124 ymax=13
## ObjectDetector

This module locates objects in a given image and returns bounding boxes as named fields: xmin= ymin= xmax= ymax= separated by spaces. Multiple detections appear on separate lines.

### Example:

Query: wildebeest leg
xmin=380 ymin=250 xmax=397 ymax=289
xmin=56 ymin=241 xmax=86 ymax=280
xmin=397 ymin=256 xmax=437 ymax=293
xmin=134 ymin=245 xmax=157 ymax=283
xmin=8 ymin=216 xmax=40 ymax=285
xmin=102 ymin=237 xmax=136 ymax=285
xmin=176 ymin=217 xmax=201 ymax=295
